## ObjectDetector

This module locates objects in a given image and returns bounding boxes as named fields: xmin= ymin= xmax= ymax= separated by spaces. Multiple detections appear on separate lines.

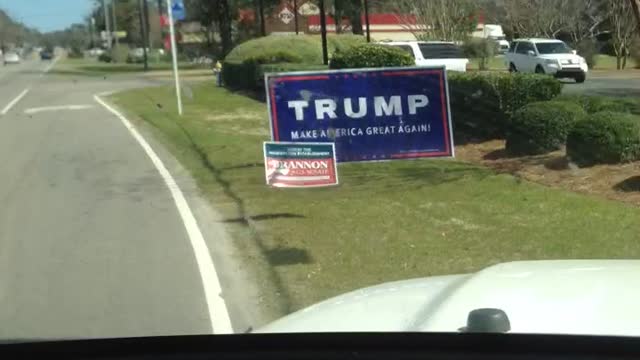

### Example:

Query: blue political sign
xmin=171 ymin=0 xmax=186 ymax=21
xmin=265 ymin=67 xmax=454 ymax=163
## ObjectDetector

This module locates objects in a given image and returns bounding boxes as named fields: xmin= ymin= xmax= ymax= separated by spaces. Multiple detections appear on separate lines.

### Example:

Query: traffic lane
xmin=561 ymin=73 xmax=640 ymax=97
xmin=0 ymin=58 xmax=56 ymax=112
xmin=0 ymin=86 xmax=213 ymax=339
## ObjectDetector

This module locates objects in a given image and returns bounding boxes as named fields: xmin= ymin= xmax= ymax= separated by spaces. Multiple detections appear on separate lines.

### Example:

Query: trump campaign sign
xmin=265 ymin=67 xmax=454 ymax=162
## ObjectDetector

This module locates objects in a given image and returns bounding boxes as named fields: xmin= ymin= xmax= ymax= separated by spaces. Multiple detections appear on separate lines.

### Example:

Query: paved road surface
xmin=0 ymin=59 xmax=256 ymax=340
xmin=561 ymin=71 xmax=640 ymax=97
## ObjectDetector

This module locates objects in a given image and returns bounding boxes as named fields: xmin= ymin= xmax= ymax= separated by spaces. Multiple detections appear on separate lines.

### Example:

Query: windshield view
xmin=0 ymin=0 xmax=640 ymax=342
xmin=535 ymin=41 xmax=573 ymax=54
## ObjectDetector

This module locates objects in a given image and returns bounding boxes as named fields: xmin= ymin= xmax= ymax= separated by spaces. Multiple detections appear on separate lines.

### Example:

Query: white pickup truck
xmin=380 ymin=41 xmax=469 ymax=72
xmin=505 ymin=38 xmax=588 ymax=83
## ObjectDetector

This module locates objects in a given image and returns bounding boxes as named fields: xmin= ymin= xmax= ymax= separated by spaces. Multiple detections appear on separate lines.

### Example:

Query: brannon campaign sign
xmin=265 ymin=67 xmax=454 ymax=162
xmin=263 ymin=142 xmax=338 ymax=188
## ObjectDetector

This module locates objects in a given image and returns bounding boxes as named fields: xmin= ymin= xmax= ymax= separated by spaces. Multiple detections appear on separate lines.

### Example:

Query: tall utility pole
xmin=319 ymin=0 xmax=328 ymax=65
xmin=138 ymin=0 xmax=149 ymax=70
xmin=364 ymin=0 xmax=371 ymax=42
xmin=103 ymin=0 xmax=111 ymax=49
xmin=258 ymin=0 xmax=266 ymax=36
xmin=143 ymin=0 xmax=151 ymax=47
xmin=112 ymin=0 xmax=119 ymax=47
xmin=293 ymin=0 xmax=299 ymax=35
xmin=90 ymin=17 xmax=96 ymax=48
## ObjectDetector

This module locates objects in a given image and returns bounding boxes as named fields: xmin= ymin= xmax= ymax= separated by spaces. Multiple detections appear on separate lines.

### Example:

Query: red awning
xmin=307 ymin=13 xmax=417 ymax=26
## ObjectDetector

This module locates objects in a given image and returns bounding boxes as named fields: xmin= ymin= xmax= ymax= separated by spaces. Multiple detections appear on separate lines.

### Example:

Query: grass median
xmin=53 ymin=58 xmax=205 ymax=77
xmin=111 ymin=82 xmax=640 ymax=318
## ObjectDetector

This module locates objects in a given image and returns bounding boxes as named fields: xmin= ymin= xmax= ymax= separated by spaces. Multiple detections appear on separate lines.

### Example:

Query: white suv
xmin=380 ymin=41 xmax=469 ymax=72
xmin=505 ymin=38 xmax=588 ymax=83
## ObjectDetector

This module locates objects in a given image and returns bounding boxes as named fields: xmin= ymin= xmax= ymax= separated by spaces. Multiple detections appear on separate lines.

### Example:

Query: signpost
xmin=263 ymin=142 xmax=338 ymax=188
xmin=265 ymin=67 xmax=454 ymax=162
xmin=166 ymin=0 xmax=183 ymax=115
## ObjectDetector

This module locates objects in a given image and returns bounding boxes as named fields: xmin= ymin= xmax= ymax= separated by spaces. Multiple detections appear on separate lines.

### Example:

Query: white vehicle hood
xmin=259 ymin=260 xmax=640 ymax=336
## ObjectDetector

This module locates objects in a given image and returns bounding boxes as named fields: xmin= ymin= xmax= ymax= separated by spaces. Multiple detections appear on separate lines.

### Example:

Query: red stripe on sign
xmin=381 ymin=70 xmax=442 ymax=76
xmin=277 ymin=75 xmax=330 ymax=82
xmin=391 ymin=151 xmax=450 ymax=159
xmin=269 ymin=84 xmax=279 ymax=141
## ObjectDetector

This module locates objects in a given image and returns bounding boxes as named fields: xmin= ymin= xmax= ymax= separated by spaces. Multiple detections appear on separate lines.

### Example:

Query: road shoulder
xmin=95 ymin=93 xmax=275 ymax=333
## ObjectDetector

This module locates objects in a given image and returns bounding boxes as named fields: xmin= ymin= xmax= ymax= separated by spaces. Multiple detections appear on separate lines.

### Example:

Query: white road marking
xmin=94 ymin=94 xmax=234 ymax=334
xmin=24 ymin=104 xmax=94 ymax=114
xmin=1 ymin=89 xmax=30 ymax=115
xmin=41 ymin=57 xmax=59 ymax=76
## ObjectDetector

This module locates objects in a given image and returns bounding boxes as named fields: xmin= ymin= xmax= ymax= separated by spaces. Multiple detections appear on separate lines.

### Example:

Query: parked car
xmin=40 ymin=49 xmax=53 ymax=60
xmin=88 ymin=48 xmax=105 ymax=57
xmin=380 ymin=41 xmax=469 ymax=72
xmin=505 ymin=38 xmax=588 ymax=83
xmin=3 ymin=52 xmax=21 ymax=65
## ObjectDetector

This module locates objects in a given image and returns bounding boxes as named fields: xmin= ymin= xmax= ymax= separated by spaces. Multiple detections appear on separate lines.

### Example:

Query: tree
xmin=608 ymin=0 xmax=636 ymax=69
xmin=396 ymin=0 xmax=478 ymax=41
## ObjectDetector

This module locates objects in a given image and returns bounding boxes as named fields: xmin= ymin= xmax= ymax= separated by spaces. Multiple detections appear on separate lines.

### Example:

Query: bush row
xmin=448 ymin=72 xmax=563 ymax=139
xmin=502 ymin=98 xmax=640 ymax=167
xmin=506 ymin=101 xmax=586 ymax=156
xmin=329 ymin=44 xmax=413 ymax=69
xmin=222 ymin=61 xmax=328 ymax=91
xmin=567 ymin=112 xmax=640 ymax=166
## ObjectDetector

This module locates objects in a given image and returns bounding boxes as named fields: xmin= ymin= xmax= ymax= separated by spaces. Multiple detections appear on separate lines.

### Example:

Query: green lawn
xmin=111 ymin=82 xmax=640 ymax=317
xmin=592 ymin=55 xmax=638 ymax=70
xmin=53 ymin=58 xmax=205 ymax=77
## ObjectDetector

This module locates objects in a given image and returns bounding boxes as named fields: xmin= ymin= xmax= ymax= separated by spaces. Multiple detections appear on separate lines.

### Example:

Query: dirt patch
xmin=206 ymin=113 xmax=263 ymax=122
xmin=456 ymin=140 xmax=640 ymax=206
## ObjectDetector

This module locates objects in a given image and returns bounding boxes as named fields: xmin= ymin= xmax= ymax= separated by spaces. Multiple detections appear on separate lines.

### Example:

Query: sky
xmin=0 ymin=0 xmax=94 ymax=32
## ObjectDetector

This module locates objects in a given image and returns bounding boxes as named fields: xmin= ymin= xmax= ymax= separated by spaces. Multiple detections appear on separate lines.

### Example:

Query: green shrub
xmin=566 ymin=111 xmax=640 ymax=166
xmin=110 ymin=44 xmax=129 ymax=63
xmin=223 ymin=35 xmax=363 ymax=90
xmin=462 ymin=38 xmax=495 ymax=70
xmin=225 ymin=35 xmax=365 ymax=65
xmin=244 ymin=51 xmax=302 ymax=64
xmin=448 ymin=72 xmax=563 ymax=138
xmin=557 ymin=94 xmax=640 ymax=115
xmin=329 ymin=44 xmax=414 ymax=69
xmin=98 ymin=52 xmax=112 ymax=63
xmin=327 ymin=34 xmax=367 ymax=53
xmin=506 ymin=101 xmax=586 ymax=155
xmin=222 ymin=62 xmax=328 ymax=91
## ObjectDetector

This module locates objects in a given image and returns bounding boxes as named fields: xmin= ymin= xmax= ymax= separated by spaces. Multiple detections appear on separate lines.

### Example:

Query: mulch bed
xmin=455 ymin=140 xmax=640 ymax=206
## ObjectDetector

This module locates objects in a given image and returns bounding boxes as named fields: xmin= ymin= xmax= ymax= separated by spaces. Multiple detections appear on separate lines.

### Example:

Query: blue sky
xmin=0 ymin=0 xmax=94 ymax=32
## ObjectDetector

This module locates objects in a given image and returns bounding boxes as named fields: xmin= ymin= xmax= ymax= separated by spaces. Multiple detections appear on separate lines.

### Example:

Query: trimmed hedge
xmin=225 ymin=34 xmax=365 ymax=65
xmin=448 ymin=72 xmax=563 ymax=139
xmin=566 ymin=111 xmax=640 ymax=166
xmin=557 ymin=94 xmax=640 ymax=115
xmin=506 ymin=101 xmax=586 ymax=155
xmin=223 ymin=34 xmax=364 ymax=91
xmin=329 ymin=44 xmax=414 ymax=69
xmin=222 ymin=62 xmax=328 ymax=91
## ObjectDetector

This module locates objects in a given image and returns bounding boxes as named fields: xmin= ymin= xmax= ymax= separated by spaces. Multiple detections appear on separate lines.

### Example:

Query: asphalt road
xmin=0 ymin=59 xmax=261 ymax=340
xmin=561 ymin=71 xmax=640 ymax=97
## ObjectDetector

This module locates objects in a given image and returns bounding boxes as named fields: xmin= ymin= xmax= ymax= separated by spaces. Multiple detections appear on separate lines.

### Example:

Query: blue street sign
xmin=265 ymin=67 xmax=454 ymax=163
xmin=171 ymin=0 xmax=186 ymax=21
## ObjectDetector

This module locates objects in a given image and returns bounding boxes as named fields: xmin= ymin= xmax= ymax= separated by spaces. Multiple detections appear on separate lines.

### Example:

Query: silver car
xmin=3 ymin=52 xmax=20 ymax=65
